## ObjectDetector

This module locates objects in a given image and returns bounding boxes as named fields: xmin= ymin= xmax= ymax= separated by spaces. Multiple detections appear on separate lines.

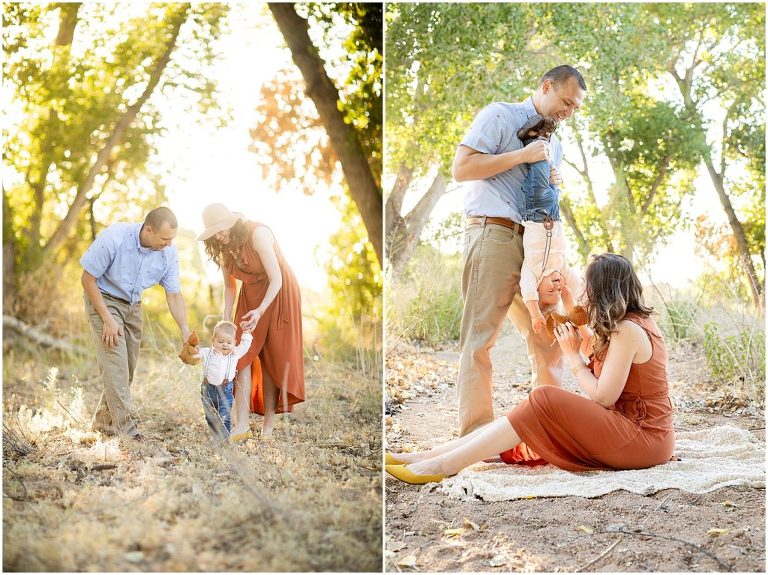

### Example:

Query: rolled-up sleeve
xmin=160 ymin=247 xmax=181 ymax=293
xmin=460 ymin=103 xmax=507 ymax=155
xmin=80 ymin=224 xmax=119 ymax=278
xmin=235 ymin=332 xmax=253 ymax=359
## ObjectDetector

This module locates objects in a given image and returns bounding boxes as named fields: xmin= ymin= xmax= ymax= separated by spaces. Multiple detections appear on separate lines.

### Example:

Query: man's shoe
xmin=385 ymin=453 xmax=405 ymax=465
xmin=385 ymin=464 xmax=446 ymax=485
xmin=230 ymin=431 xmax=253 ymax=442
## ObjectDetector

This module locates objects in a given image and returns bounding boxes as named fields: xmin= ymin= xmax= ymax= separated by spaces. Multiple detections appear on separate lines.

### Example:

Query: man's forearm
xmin=453 ymin=148 xmax=529 ymax=182
xmin=166 ymin=292 xmax=190 ymax=339
xmin=81 ymin=272 xmax=112 ymax=323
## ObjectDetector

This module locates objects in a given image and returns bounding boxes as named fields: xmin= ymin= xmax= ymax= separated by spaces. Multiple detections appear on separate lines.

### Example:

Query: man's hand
xmin=102 ymin=315 xmax=123 ymax=348
xmin=524 ymin=140 xmax=549 ymax=164
xmin=549 ymin=165 xmax=563 ymax=186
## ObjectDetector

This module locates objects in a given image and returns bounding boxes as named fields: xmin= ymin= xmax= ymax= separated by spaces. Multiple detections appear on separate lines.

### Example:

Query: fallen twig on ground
xmin=594 ymin=529 xmax=733 ymax=572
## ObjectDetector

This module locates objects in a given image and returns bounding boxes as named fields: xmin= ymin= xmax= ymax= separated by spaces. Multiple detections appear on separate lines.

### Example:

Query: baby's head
xmin=211 ymin=321 xmax=237 ymax=355
xmin=526 ymin=116 xmax=558 ymax=140
xmin=537 ymin=270 xmax=563 ymax=311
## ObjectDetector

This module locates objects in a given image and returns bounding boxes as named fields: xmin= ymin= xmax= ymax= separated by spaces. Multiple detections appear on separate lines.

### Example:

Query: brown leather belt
xmin=101 ymin=291 xmax=134 ymax=306
xmin=466 ymin=216 xmax=524 ymax=235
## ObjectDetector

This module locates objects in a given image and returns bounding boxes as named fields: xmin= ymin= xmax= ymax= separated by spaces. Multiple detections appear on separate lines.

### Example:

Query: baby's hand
xmin=549 ymin=165 xmax=563 ymax=186
xmin=531 ymin=315 xmax=546 ymax=335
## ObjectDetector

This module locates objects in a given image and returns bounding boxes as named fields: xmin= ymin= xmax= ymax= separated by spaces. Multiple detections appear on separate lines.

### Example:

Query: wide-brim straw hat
xmin=196 ymin=203 xmax=245 ymax=241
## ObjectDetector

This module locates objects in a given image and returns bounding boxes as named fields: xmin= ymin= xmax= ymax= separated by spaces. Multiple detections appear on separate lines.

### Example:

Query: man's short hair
xmin=540 ymin=65 xmax=587 ymax=91
xmin=213 ymin=320 xmax=237 ymax=338
xmin=144 ymin=207 xmax=178 ymax=230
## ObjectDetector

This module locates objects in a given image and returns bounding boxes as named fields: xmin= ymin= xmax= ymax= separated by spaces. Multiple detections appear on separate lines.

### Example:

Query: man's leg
xmin=84 ymin=296 xmax=138 ymax=437
xmin=457 ymin=223 xmax=523 ymax=436
xmin=123 ymin=304 xmax=143 ymax=388
xmin=507 ymin=290 xmax=564 ymax=387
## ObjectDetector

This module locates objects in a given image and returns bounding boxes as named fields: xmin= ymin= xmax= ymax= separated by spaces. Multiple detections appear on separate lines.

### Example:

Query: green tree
xmin=267 ymin=2 xmax=382 ymax=265
xmin=384 ymin=3 xmax=537 ymax=278
xmin=3 ymin=3 xmax=228 ymax=318
xmin=315 ymin=193 xmax=381 ymax=365
xmin=384 ymin=2 xmax=764 ymax=306
xmin=652 ymin=2 xmax=765 ymax=309
xmin=249 ymin=2 xmax=383 ymax=358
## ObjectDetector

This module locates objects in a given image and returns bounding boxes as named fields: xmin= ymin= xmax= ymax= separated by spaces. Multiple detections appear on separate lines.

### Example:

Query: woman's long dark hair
xmin=203 ymin=218 xmax=249 ymax=269
xmin=585 ymin=253 xmax=654 ymax=361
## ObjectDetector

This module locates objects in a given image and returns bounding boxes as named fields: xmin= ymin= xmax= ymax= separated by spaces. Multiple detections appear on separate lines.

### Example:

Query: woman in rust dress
xmin=198 ymin=203 xmax=304 ymax=438
xmin=386 ymin=253 xmax=675 ymax=483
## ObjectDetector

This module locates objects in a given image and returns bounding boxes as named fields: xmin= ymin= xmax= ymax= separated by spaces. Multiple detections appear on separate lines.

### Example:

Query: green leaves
xmin=385 ymin=2 xmax=764 ymax=293
xmin=4 ymin=3 xmax=228 ymax=311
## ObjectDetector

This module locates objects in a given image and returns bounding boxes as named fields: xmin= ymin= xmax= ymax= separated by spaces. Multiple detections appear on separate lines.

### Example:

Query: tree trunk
xmin=385 ymin=163 xmax=414 ymax=238
xmin=3 ymin=315 xmax=88 ymax=355
xmin=704 ymin=155 xmax=764 ymax=311
xmin=388 ymin=172 xmax=448 ymax=279
xmin=570 ymin=130 xmax=614 ymax=252
xmin=43 ymin=5 xmax=190 ymax=256
xmin=669 ymin=60 xmax=763 ymax=311
xmin=268 ymin=3 xmax=383 ymax=266
xmin=3 ymin=190 xmax=16 ymax=312
xmin=28 ymin=3 xmax=81 ymax=254
xmin=559 ymin=196 xmax=589 ymax=262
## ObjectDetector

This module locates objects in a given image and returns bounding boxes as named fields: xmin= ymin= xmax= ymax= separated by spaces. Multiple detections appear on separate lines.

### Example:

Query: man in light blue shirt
xmin=452 ymin=65 xmax=587 ymax=436
xmin=81 ymin=206 xmax=191 ymax=440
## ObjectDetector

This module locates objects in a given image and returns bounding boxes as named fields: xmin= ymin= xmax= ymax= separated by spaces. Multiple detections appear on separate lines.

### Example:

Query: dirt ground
xmin=3 ymin=348 xmax=382 ymax=572
xmin=385 ymin=324 xmax=765 ymax=573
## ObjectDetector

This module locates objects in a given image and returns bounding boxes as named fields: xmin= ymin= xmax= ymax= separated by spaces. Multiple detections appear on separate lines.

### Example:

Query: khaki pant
xmin=84 ymin=293 xmax=143 ymax=437
xmin=457 ymin=222 xmax=564 ymax=436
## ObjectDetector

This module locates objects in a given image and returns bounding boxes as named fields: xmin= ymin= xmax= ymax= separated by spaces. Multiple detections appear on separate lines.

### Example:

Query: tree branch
xmin=385 ymin=163 xmax=414 ymax=236
xmin=268 ymin=2 xmax=383 ymax=265
xmin=640 ymin=154 xmax=671 ymax=214
xmin=3 ymin=315 xmax=87 ymax=355
xmin=29 ymin=3 xmax=81 ymax=251
xmin=560 ymin=196 xmax=589 ymax=261
xmin=43 ymin=4 xmax=190 ymax=256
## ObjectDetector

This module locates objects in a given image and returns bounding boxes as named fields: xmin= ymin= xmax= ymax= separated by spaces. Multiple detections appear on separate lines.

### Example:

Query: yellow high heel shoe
xmin=385 ymin=453 xmax=405 ymax=465
xmin=230 ymin=431 xmax=253 ymax=442
xmin=385 ymin=464 xmax=446 ymax=485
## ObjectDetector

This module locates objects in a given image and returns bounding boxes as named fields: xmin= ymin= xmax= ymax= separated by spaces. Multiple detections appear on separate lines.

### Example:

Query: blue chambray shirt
xmin=80 ymin=223 xmax=181 ymax=305
xmin=460 ymin=97 xmax=563 ymax=222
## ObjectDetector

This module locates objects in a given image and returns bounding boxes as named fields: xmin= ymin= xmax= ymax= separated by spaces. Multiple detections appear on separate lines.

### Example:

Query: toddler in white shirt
xmin=199 ymin=321 xmax=253 ymax=441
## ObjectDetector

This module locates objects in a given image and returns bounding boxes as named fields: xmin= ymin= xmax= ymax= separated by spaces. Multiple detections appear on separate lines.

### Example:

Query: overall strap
xmin=538 ymin=217 xmax=555 ymax=283
xmin=204 ymin=351 xmax=234 ymax=385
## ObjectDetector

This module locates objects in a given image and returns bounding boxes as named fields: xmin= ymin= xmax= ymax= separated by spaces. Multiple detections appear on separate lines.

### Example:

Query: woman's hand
xmin=239 ymin=308 xmax=263 ymax=332
xmin=554 ymin=322 xmax=582 ymax=358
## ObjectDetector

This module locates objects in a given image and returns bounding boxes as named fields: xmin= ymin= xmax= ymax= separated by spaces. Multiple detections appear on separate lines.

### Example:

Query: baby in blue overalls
xmin=517 ymin=114 xmax=584 ymax=336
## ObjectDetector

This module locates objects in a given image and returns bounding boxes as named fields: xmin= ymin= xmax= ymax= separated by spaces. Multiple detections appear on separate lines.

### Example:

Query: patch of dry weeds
xmin=3 ymin=349 xmax=382 ymax=572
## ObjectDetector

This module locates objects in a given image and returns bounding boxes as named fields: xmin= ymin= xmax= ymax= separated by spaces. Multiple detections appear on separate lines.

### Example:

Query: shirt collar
xmin=134 ymin=223 xmax=152 ymax=254
xmin=523 ymin=96 xmax=537 ymax=117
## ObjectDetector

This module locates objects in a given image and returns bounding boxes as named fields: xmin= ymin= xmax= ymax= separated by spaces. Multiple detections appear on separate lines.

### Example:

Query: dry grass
xmin=2 ymin=346 xmax=382 ymax=572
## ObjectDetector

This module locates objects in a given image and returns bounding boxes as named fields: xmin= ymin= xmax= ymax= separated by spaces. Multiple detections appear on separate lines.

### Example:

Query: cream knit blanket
xmin=440 ymin=425 xmax=765 ymax=502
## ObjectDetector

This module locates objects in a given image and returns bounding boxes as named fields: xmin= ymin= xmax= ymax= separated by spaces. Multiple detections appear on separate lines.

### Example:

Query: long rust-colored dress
xmin=500 ymin=314 xmax=675 ymax=471
xmin=225 ymin=221 xmax=305 ymax=415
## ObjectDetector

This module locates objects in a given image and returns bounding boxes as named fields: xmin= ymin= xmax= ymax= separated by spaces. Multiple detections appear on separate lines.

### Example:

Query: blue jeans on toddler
xmin=522 ymin=159 xmax=560 ymax=223
xmin=200 ymin=380 xmax=234 ymax=441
